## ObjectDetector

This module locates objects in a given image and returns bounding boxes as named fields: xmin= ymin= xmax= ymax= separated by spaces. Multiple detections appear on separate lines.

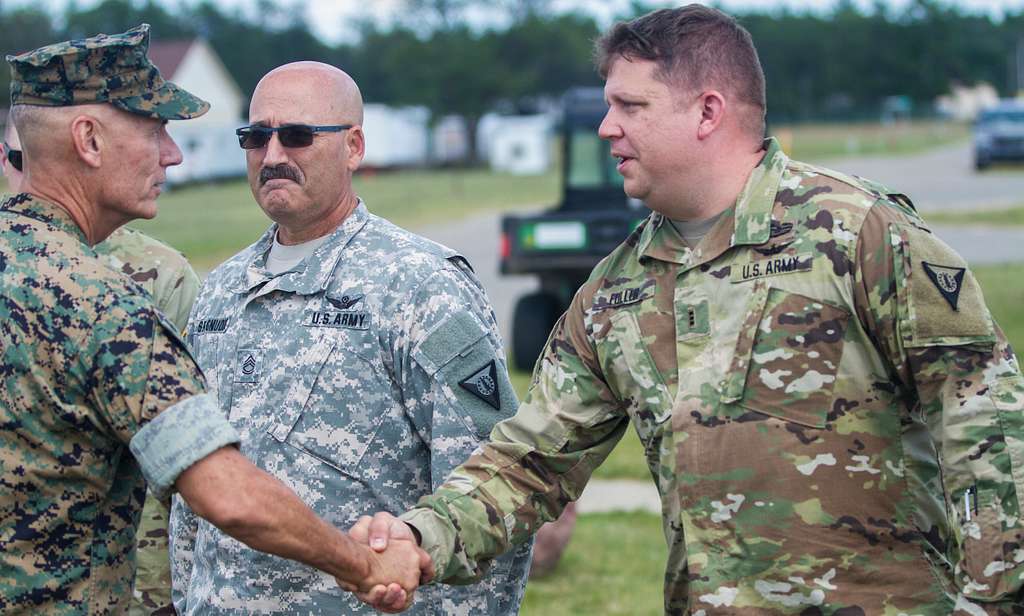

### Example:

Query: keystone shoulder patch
xmin=922 ymin=261 xmax=966 ymax=310
xmin=459 ymin=360 xmax=501 ymax=410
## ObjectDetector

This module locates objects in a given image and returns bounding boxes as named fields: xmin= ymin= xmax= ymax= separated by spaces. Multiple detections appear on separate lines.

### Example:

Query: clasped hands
xmin=337 ymin=512 xmax=432 ymax=613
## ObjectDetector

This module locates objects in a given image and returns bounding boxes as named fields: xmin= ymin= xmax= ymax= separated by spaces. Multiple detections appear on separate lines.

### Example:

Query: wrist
xmin=405 ymin=522 xmax=423 ymax=546
xmin=333 ymin=532 xmax=374 ymax=585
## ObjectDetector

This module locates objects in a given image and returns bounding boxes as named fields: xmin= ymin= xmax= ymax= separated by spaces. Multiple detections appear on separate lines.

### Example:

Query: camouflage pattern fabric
xmin=0 ymin=193 xmax=238 ymax=615
xmin=7 ymin=23 xmax=209 ymax=120
xmin=95 ymin=226 xmax=201 ymax=616
xmin=403 ymin=138 xmax=1024 ymax=614
xmin=169 ymin=201 xmax=532 ymax=615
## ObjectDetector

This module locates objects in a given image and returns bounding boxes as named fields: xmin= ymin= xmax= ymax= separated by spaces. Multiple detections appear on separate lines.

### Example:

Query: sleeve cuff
xmin=129 ymin=393 xmax=241 ymax=500
xmin=400 ymin=508 xmax=456 ymax=581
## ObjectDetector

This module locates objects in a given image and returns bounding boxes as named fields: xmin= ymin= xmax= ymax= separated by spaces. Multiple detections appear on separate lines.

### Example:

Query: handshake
xmin=337 ymin=512 xmax=432 ymax=613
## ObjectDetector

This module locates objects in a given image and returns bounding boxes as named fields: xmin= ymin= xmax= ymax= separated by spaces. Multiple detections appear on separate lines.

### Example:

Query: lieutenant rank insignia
xmin=460 ymin=360 xmax=501 ymax=410
xmin=922 ymin=261 xmax=965 ymax=310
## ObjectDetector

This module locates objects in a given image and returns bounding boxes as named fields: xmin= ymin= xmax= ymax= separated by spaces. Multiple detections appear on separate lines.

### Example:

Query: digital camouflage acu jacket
xmin=404 ymin=139 xmax=1024 ymax=614
xmin=0 ymin=194 xmax=237 ymax=615
xmin=95 ymin=226 xmax=201 ymax=616
xmin=169 ymin=202 xmax=532 ymax=615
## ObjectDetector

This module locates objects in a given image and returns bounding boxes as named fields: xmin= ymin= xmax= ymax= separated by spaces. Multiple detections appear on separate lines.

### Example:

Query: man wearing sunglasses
xmin=168 ymin=61 xmax=531 ymax=615
xmin=1 ymin=26 xmax=429 ymax=615
xmin=2 ymin=118 xmax=201 ymax=616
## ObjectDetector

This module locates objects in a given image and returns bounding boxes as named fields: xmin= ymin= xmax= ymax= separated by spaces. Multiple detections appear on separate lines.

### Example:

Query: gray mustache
xmin=260 ymin=164 xmax=301 ymax=184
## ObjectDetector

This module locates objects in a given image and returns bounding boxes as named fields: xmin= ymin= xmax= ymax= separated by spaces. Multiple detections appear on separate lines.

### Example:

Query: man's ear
xmin=70 ymin=114 xmax=103 ymax=169
xmin=696 ymin=90 xmax=727 ymax=141
xmin=345 ymin=126 xmax=365 ymax=171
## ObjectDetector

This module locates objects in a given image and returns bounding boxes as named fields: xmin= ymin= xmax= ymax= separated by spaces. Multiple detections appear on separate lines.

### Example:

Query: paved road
xmin=416 ymin=142 xmax=1024 ymax=345
xmin=816 ymin=142 xmax=1024 ymax=212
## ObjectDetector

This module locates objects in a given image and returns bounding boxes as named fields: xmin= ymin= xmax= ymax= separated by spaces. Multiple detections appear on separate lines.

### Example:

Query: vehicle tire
xmin=975 ymin=155 xmax=989 ymax=171
xmin=512 ymin=292 xmax=561 ymax=372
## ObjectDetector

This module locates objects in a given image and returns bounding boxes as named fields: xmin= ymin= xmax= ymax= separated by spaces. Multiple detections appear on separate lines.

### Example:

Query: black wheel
xmin=511 ymin=292 xmax=561 ymax=372
xmin=974 ymin=153 xmax=989 ymax=171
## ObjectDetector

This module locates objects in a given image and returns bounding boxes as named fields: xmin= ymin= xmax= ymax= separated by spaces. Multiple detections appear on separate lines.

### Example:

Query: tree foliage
xmin=2 ymin=0 xmax=1023 ymax=129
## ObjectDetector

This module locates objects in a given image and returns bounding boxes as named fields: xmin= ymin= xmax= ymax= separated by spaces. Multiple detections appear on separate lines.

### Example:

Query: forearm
xmin=175 ymin=446 xmax=371 ymax=584
xmin=405 ymin=419 xmax=623 ymax=584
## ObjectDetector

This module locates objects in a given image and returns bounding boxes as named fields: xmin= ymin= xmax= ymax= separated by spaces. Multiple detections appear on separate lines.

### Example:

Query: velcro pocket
xmin=413 ymin=311 xmax=488 ymax=376
xmin=952 ymin=487 xmax=1024 ymax=601
xmin=889 ymin=222 xmax=995 ymax=349
xmin=412 ymin=311 xmax=516 ymax=438
xmin=725 ymin=284 xmax=847 ymax=429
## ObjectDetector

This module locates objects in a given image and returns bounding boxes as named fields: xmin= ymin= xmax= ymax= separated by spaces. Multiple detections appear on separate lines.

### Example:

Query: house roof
xmin=148 ymin=40 xmax=193 ymax=79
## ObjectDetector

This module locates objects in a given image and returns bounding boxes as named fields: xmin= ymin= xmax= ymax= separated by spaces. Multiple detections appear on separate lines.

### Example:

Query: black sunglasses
xmin=236 ymin=124 xmax=353 ymax=150
xmin=4 ymin=143 xmax=22 ymax=172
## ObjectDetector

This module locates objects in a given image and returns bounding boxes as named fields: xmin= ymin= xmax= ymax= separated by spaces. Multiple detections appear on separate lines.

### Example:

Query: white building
xmin=361 ymin=104 xmax=431 ymax=168
xmin=486 ymin=114 xmax=553 ymax=175
xmin=149 ymin=39 xmax=247 ymax=185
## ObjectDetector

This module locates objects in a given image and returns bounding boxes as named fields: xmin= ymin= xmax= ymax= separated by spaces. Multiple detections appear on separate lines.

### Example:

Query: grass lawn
xmin=129 ymin=167 xmax=557 ymax=270
xmin=976 ymin=264 xmax=1024 ymax=350
xmin=925 ymin=206 xmax=1024 ymax=227
xmin=520 ymin=511 xmax=666 ymax=616
xmin=774 ymin=119 xmax=969 ymax=161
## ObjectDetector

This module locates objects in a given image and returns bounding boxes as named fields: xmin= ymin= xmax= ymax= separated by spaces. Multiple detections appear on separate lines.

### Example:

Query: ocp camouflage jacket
xmin=405 ymin=139 xmax=1024 ymax=614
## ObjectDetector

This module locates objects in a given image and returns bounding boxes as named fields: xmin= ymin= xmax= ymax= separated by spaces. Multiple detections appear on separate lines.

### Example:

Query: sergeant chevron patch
xmin=922 ymin=261 xmax=965 ymax=310
xmin=460 ymin=360 xmax=501 ymax=410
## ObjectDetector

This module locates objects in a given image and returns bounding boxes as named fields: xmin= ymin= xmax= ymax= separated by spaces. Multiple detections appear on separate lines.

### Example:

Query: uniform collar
xmin=230 ymin=200 xmax=370 ymax=296
xmin=0 ymin=192 xmax=91 ymax=245
xmin=638 ymin=137 xmax=787 ymax=268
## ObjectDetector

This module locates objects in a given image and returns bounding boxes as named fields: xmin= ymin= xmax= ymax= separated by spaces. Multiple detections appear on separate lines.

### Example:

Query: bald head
xmin=251 ymin=61 xmax=363 ymax=126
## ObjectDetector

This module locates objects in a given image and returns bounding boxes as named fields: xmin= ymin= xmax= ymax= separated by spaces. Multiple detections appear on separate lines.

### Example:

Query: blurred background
xmin=3 ymin=1 xmax=1024 ymax=613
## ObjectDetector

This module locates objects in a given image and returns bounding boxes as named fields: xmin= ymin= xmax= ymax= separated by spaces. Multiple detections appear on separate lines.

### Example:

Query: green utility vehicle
xmin=500 ymin=88 xmax=647 ymax=371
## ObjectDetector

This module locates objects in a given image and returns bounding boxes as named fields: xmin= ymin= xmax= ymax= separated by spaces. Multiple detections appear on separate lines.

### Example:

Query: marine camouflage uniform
xmin=170 ymin=201 xmax=532 ymax=615
xmin=403 ymin=138 xmax=1024 ymax=614
xmin=96 ymin=226 xmax=202 ymax=616
xmin=0 ymin=194 xmax=238 ymax=615
xmin=1 ymin=23 xmax=231 ymax=616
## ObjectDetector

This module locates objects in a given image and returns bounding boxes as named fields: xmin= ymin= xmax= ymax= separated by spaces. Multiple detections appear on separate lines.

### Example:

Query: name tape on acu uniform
xmin=192 ymin=317 xmax=229 ymax=335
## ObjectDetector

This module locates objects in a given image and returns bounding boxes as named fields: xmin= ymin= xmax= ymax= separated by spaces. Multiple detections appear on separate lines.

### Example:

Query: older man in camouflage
xmin=3 ymin=118 xmax=196 ymax=616
xmin=167 ymin=61 xmax=531 ymax=615
xmin=0 ymin=25 xmax=429 ymax=615
xmin=358 ymin=5 xmax=1024 ymax=614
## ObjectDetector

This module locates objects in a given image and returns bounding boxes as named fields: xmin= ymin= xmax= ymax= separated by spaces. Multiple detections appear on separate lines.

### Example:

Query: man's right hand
xmin=350 ymin=511 xmax=419 ymax=552
xmin=347 ymin=512 xmax=433 ymax=612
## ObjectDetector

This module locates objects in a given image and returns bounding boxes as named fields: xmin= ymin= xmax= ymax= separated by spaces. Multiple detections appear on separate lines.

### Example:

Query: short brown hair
xmin=596 ymin=5 xmax=766 ymax=136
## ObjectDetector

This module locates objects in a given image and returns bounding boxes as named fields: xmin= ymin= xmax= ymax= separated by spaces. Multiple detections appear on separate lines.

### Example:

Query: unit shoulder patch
xmin=459 ymin=360 xmax=501 ymax=410
xmin=921 ymin=261 xmax=966 ymax=310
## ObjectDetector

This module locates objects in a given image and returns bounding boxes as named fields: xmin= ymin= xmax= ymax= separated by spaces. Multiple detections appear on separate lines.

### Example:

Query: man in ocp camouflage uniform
xmin=358 ymin=5 xmax=1024 ymax=614
xmin=168 ymin=61 xmax=531 ymax=615
xmin=0 ymin=25 xmax=429 ymax=615
xmin=3 ymin=120 xmax=196 ymax=614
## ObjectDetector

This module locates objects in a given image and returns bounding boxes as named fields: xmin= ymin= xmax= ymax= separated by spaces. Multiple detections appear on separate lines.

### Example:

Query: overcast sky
xmin=9 ymin=0 xmax=1024 ymax=43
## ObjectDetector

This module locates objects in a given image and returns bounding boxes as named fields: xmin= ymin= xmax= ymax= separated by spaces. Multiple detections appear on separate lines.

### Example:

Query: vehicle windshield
xmin=566 ymin=128 xmax=623 ymax=190
xmin=977 ymin=109 xmax=1024 ymax=124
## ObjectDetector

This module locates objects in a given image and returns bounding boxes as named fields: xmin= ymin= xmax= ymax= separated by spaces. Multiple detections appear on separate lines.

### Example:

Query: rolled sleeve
xmin=129 ymin=393 xmax=240 ymax=499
